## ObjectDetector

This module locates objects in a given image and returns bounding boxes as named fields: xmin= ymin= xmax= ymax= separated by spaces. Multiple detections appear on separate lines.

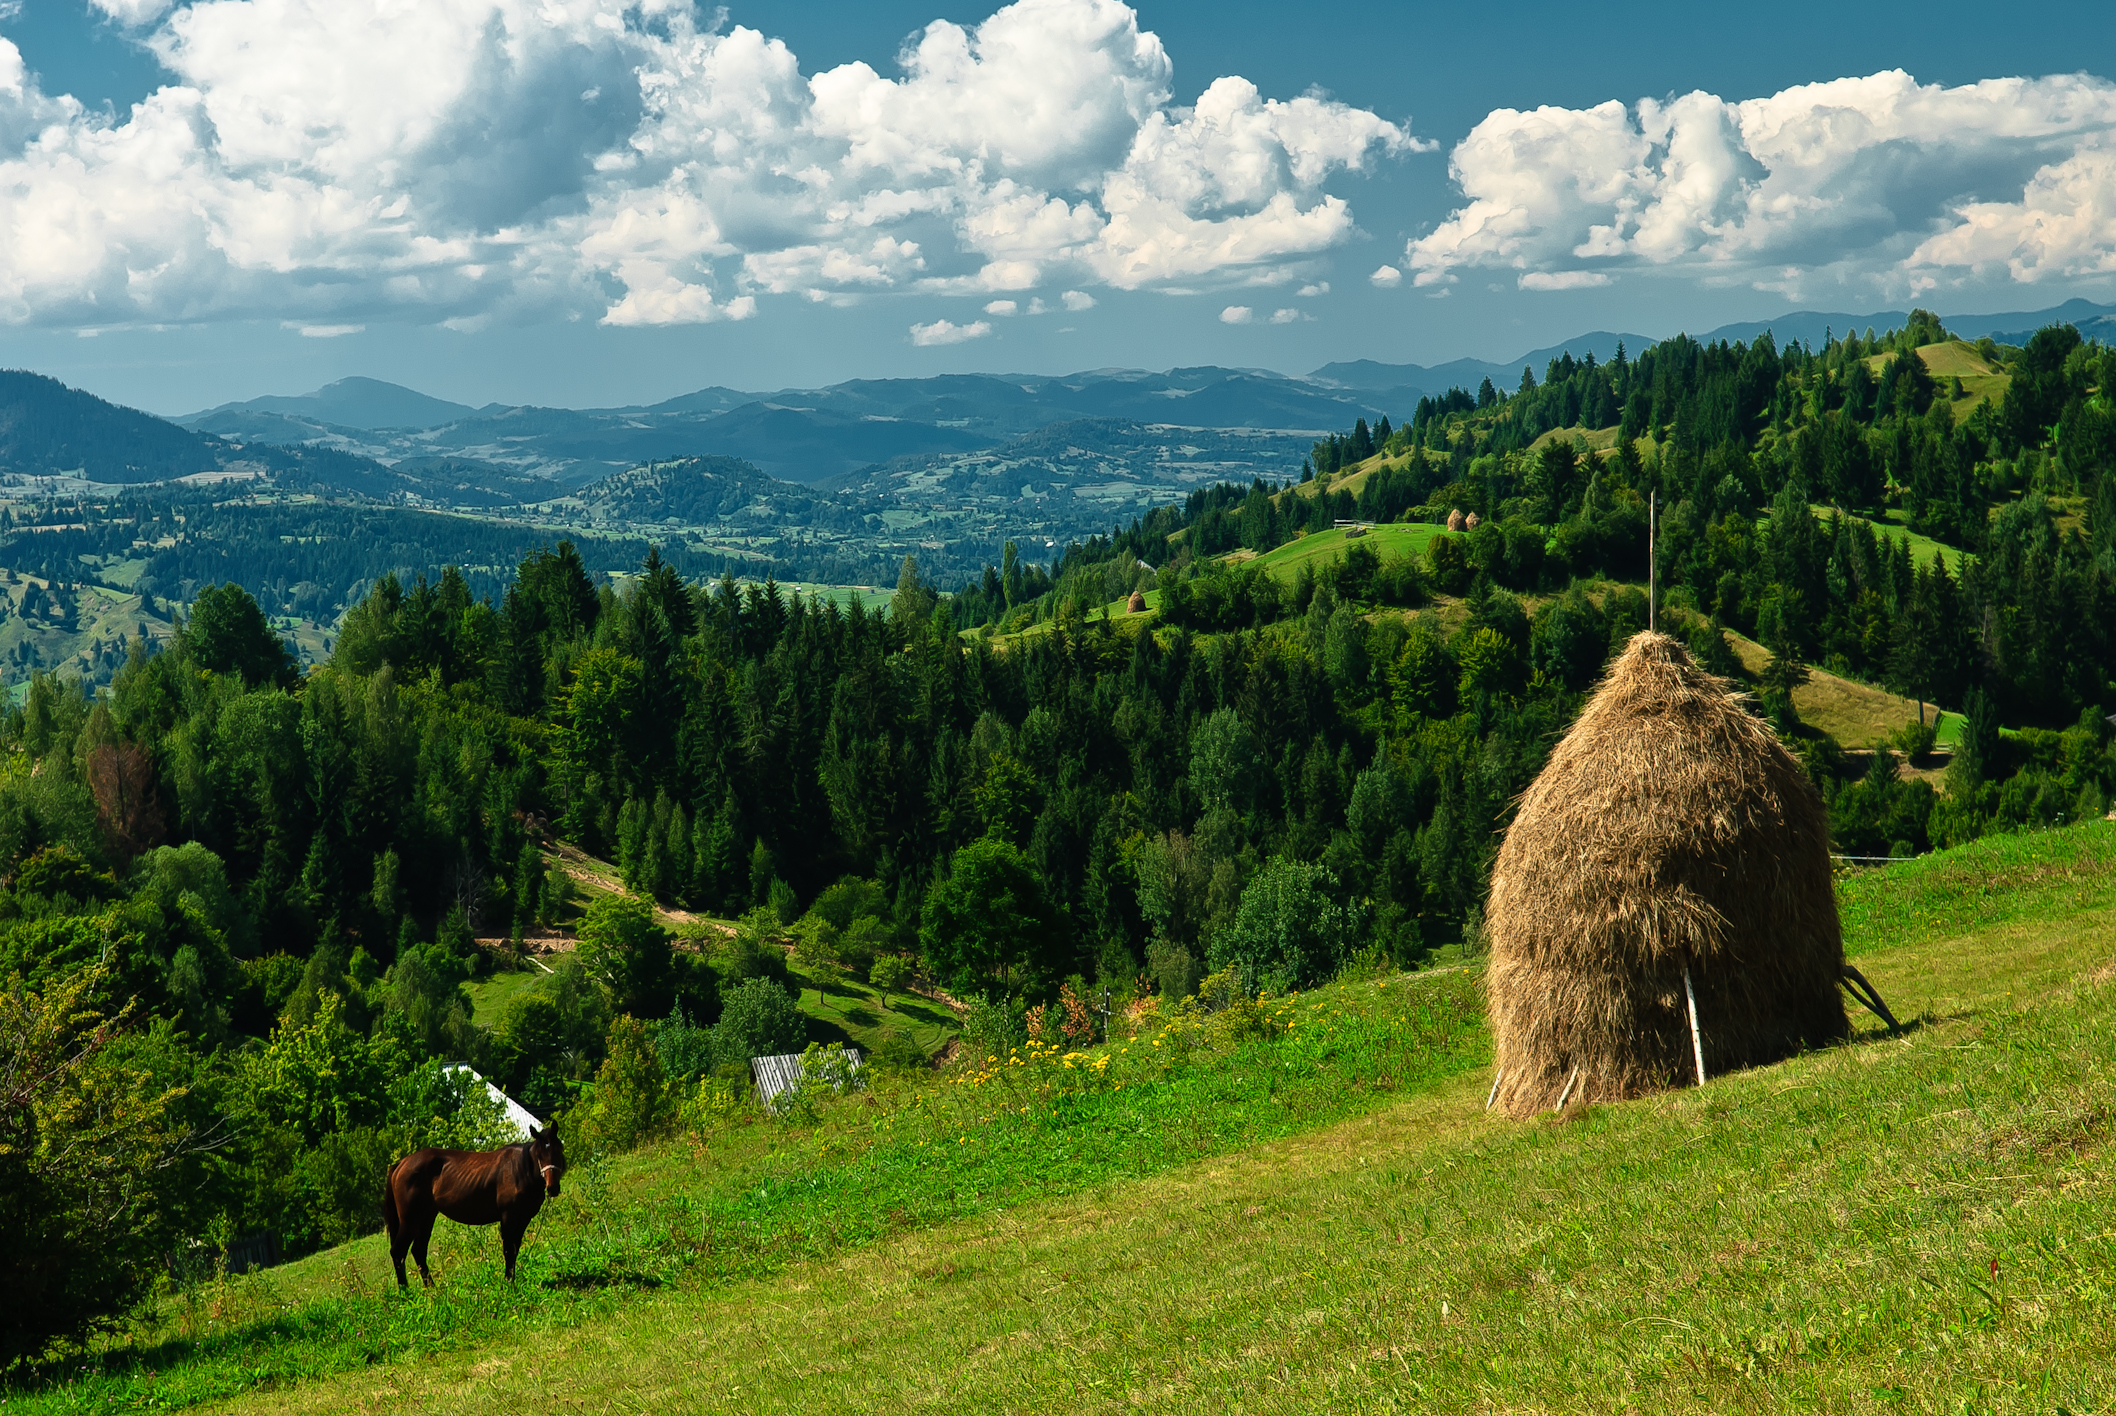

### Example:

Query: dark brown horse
xmin=382 ymin=1125 xmax=566 ymax=1288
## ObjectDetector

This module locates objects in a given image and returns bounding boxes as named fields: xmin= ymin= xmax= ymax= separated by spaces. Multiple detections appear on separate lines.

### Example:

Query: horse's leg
xmin=390 ymin=1224 xmax=411 ymax=1289
xmin=412 ymin=1209 xmax=437 ymax=1288
xmin=500 ymin=1213 xmax=528 ymax=1282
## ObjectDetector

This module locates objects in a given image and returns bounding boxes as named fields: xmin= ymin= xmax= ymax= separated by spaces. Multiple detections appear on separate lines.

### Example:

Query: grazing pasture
xmin=12 ymin=821 xmax=2116 ymax=1413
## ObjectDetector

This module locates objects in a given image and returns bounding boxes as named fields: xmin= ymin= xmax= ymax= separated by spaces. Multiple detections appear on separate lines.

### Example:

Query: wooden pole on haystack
xmin=1683 ymin=960 xmax=1706 ymax=1086
xmin=1649 ymin=490 xmax=1657 ymax=634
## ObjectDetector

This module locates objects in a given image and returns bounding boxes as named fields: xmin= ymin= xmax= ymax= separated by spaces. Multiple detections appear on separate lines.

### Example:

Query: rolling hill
xmin=39 ymin=820 xmax=2116 ymax=1413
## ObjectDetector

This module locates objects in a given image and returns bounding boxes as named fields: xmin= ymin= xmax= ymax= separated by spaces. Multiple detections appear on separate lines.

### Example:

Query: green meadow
xmin=12 ymin=819 xmax=2116 ymax=1413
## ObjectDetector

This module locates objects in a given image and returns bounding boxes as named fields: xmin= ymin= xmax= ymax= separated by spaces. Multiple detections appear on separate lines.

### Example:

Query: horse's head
xmin=527 ymin=1124 xmax=566 ymax=1197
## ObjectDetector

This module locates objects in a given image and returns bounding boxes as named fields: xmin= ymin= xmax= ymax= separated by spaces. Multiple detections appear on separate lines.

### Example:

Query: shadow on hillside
xmin=888 ymin=999 xmax=953 ymax=1028
xmin=542 ymin=1268 xmax=663 ymax=1292
xmin=801 ymin=1014 xmax=857 ymax=1049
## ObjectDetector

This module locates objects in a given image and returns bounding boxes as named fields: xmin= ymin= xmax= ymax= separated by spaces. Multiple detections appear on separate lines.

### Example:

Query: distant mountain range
xmin=4 ymin=291 xmax=2108 ymax=506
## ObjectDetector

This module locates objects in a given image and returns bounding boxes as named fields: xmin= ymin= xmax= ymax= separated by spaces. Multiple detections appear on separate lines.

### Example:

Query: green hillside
xmin=25 ymin=820 xmax=2116 ymax=1413
xmin=1230 ymin=521 xmax=1446 ymax=582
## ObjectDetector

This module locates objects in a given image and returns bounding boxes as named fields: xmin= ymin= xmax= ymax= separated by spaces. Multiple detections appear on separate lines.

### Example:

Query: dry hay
xmin=1485 ymin=631 xmax=1847 ymax=1117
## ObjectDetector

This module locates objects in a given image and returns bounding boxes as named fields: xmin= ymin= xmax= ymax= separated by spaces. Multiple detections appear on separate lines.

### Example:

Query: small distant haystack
xmin=1126 ymin=589 xmax=1147 ymax=614
xmin=1464 ymin=511 xmax=1481 ymax=530
xmin=1446 ymin=508 xmax=1466 ymax=532
xmin=1484 ymin=632 xmax=1846 ymax=1117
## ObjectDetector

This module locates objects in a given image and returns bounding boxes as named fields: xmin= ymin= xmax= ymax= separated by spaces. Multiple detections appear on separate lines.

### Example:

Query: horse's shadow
xmin=541 ymin=1269 xmax=663 ymax=1292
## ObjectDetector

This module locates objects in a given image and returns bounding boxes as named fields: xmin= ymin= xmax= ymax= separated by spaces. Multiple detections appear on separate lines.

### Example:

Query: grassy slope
xmin=1804 ymin=504 xmax=1964 ymax=570
xmin=1865 ymin=340 xmax=2012 ymax=412
xmin=1724 ymin=630 xmax=1966 ymax=749
xmin=1233 ymin=523 xmax=1445 ymax=583
xmin=174 ymin=821 xmax=2116 ymax=1414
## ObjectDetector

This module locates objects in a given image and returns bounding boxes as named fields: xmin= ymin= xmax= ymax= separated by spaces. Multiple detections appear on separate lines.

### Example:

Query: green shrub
xmin=1208 ymin=856 xmax=1358 ymax=992
xmin=713 ymin=976 xmax=806 ymax=1068
xmin=868 ymin=1029 xmax=928 ymax=1070
xmin=576 ymin=893 xmax=674 ymax=1017
xmin=1146 ymin=936 xmax=1202 ymax=1001
xmin=809 ymin=876 xmax=889 ymax=932
xmin=724 ymin=907 xmax=794 ymax=992
xmin=0 ymin=966 xmax=197 ymax=1367
xmin=960 ymin=991 xmax=1028 ymax=1059
xmin=570 ymin=1015 xmax=675 ymax=1156
xmin=869 ymin=951 xmax=912 ymax=1001
xmin=655 ymin=1003 xmax=718 ymax=1084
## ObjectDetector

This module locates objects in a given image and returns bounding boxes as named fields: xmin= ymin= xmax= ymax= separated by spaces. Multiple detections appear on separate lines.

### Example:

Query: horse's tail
xmin=381 ymin=1156 xmax=402 ymax=1243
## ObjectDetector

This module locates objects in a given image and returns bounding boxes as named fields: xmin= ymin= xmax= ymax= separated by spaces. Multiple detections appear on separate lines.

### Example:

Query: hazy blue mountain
xmin=752 ymin=366 xmax=1381 ymax=435
xmin=640 ymin=386 xmax=762 ymax=416
xmin=181 ymin=376 xmax=479 ymax=431
xmin=1972 ymin=298 xmax=2116 ymax=348
xmin=1684 ymin=299 xmax=2116 ymax=352
xmin=1311 ymin=331 xmax=1655 ymax=400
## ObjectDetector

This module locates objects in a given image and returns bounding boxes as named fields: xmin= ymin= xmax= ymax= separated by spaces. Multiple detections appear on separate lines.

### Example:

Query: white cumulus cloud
xmin=983 ymin=298 xmax=1018 ymax=314
xmin=910 ymin=317 xmax=991 ymax=344
xmin=1061 ymin=288 xmax=1095 ymax=309
xmin=85 ymin=0 xmax=175 ymax=24
xmin=1408 ymin=69 xmax=2116 ymax=296
xmin=1267 ymin=306 xmax=1307 ymax=322
xmin=1368 ymin=264 xmax=1402 ymax=287
xmin=0 ymin=0 xmax=1417 ymax=331
xmin=1219 ymin=304 xmax=1252 ymax=323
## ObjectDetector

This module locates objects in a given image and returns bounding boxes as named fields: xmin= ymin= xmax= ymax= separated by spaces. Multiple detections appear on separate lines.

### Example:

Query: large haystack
xmin=1485 ymin=631 xmax=1846 ymax=1117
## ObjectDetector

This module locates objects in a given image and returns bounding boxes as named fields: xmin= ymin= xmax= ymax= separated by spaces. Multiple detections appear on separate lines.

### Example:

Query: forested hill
xmin=0 ymin=370 xmax=226 ymax=482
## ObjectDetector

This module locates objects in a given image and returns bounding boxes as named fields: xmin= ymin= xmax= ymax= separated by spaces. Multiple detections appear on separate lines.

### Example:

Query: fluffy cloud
xmin=0 ymin=0 xmax=1414 ymax=330
xmin=85 ymin=0 xmax=175 ymax=24
xmin=1219 ymin=304 xmax=1251 ymax=323
xmin=910 ymin=317 xmax=991 ymax=345
xmin=1407 ymin=70 xmax=2116 ymax=296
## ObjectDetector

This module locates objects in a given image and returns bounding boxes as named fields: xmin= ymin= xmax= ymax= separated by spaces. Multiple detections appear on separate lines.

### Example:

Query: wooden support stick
xmin=1840 ymin=964 xmax=1903 ymax=1032
xmin=1684 ymin=964 xmax=1706 ymax=1086
xmin=1554 ymin=1066 xmax=1581 ymax=1112
xmin=1649 ymin=491 xmax=1657 ymax=633
xmin=1485 ymin=1068 xmax=1505 ymax=1112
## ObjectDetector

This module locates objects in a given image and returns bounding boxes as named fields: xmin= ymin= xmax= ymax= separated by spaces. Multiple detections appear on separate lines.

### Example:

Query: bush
xmin=1146 ymin=936 xmax=1203 ymax=1001
xmin=810 ymin=877 xmax=890 ymax=932
xmin=724 ymin=907 xmax=795 ymax=992
xmin=868 ymin=1029 xmax=928 ymax=1070
xmin=656 ymin=1002 xmax=718 ymax=1084
xmin=569 ymin=1015 xmax=675 ymax=1156
xmin=0 ymin=966 xmax=197 ymax=1367
xmin=713 ymin=975 xmax=807 ymax=1069
xmin=576 ymin=894 xmax=674 ymax=1017
xmin=918 ymin=837 xmax=1066 ymax=999
xmin=869 ymin=952 xmax=913 ymax=1000
xmin=1207 ymin=856 xmax=1359 ymax=992
xmin=960 ymin=991 xmax=1027 ymax=1058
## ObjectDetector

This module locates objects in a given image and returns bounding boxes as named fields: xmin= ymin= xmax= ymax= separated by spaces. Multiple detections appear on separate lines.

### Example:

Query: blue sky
xmin=3 ymin=0 xmax=2115 ymax=414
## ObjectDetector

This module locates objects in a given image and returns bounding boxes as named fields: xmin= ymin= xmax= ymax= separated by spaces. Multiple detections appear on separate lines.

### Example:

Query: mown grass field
xmin=1232 ymin=523 xmax=1447 ymax=583
xmin=1726 ymin=629 xmax=1965 ymax=750
xmin=15 ymin=822 xmax=2116 ymax=1412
